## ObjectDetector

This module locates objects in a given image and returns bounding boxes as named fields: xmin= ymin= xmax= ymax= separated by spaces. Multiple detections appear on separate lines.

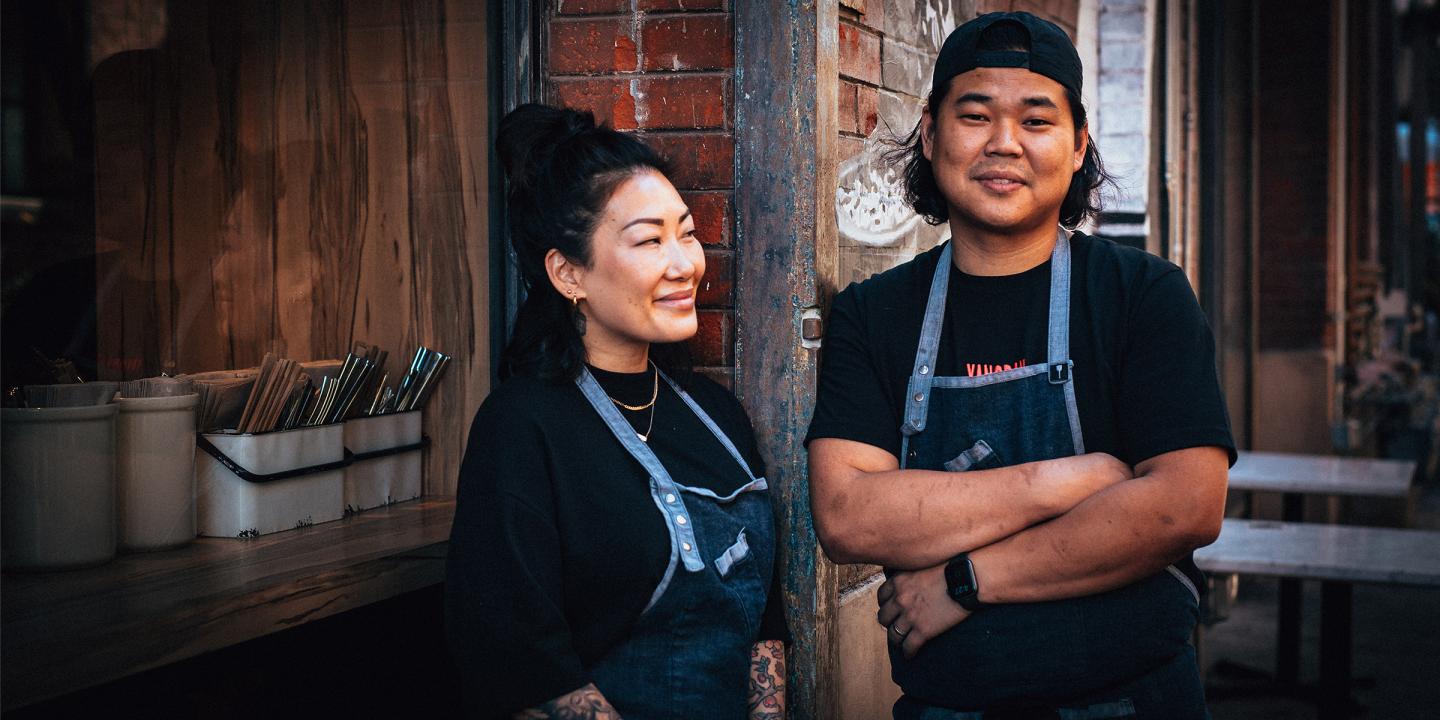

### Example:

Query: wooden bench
xmin=1196 ymin=518 xmax=1440 ymax=720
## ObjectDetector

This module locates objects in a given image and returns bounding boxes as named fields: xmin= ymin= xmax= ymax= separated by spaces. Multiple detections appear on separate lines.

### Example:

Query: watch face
xmin=946 ymin=558 xmax=978 ymax=599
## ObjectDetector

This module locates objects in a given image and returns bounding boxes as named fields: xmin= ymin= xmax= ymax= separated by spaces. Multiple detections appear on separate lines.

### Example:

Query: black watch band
xmin=944 ymin=552 xmax=987 ymax=612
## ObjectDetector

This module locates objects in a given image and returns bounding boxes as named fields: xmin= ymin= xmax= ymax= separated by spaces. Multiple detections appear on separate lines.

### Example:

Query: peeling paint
xmin=628 ymin=78 xmax=649 ymax=126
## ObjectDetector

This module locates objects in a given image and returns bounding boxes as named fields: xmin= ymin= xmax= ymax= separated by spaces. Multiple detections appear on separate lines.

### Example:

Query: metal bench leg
xmin=1277 ymin=492 xmax=1305 ymax=686
xmin=1318 ymin=581 xmax=1353 ymax=720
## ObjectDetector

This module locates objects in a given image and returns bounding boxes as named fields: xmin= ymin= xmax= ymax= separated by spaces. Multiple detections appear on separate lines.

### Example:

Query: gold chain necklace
xmin=609 ymin=364 xmax=658 ymax=411
xmin=635 ymin=399 xmax=656 ymax=443
xmin=607 ymin=363 xmax=658 ymax=442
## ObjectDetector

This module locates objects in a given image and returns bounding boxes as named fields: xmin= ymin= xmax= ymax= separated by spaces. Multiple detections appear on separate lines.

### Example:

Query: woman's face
xmin=559 ymin=169 xmax=704 ymax=367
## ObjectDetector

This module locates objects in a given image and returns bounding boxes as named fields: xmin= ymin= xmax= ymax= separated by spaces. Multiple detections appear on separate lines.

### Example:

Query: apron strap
xmin=901 ymin=230 xmax=1083 ymax=452
xmin=903 ymin=242 xmax=954 ymax=436
xmin=1047 ymin=228 xmax=1074 ymax=379
xmin=576 ymin=367 xmax=706 ymax=572
xmin=661 ymin=371 xmax=763 ymax=484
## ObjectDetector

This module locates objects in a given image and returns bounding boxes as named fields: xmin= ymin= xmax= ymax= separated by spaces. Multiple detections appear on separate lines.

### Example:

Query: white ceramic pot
xmin=116 ymin=393 xmax=199 ymax=551
xmin=1 ymin=404 xmax=119 ymax=570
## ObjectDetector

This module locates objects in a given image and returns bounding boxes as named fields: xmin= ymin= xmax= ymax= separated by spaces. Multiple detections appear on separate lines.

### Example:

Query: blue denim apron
xmin=891 ymin=232 xmax=1206 ymax=719
xmin=575 ymin=367 xmax=775 ymax=720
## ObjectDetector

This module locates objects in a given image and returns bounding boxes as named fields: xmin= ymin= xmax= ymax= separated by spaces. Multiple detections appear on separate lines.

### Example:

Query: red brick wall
xmin=976 ymin=0 xmax=1078 ymax=37
xmin=547 ymin=1 xmax=736 ymax=382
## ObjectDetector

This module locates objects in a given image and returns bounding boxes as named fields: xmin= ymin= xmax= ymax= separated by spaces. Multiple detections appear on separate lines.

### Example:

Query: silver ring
xmin=890 ymin=622 xmax=909 ymax=638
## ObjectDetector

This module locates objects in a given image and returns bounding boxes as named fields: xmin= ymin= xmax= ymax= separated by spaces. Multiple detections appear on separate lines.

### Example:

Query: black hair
xmin=496 ymin=103 xmax=689 ymax=382
xmin=891 ymin=20 xmax=1115 ymax=229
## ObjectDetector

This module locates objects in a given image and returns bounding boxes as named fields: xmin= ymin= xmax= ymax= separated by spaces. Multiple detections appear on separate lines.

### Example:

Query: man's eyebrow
xmin=952 ymin=93 xmax=1060 ymax=110
xmin=1023 ymin=96 xmax=1060 ymax=109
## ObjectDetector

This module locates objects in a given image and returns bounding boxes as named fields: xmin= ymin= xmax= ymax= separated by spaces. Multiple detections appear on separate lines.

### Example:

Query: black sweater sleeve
xmin=445 ymin=397 xmax=590 ymax=715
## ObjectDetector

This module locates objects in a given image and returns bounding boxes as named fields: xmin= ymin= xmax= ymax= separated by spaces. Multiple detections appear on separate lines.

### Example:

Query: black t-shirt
xmin=446 ymin=366 xmax=789 ymax=715
xmin=807 ymin=232 xmax=1236 ymax=469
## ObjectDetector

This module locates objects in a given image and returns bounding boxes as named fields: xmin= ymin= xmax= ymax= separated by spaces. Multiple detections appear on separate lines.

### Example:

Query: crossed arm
xmin=515 ymin=641 xmax=786 ymax=719
xmin=810 ymin=437 xmax=1229 ymax=655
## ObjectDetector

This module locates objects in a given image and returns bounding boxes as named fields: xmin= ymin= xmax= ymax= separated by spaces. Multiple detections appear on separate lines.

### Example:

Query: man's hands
xmin=876 ymin=564 xmax=968 ymax=659
xmin=869 ymin=452 xmax=1135 ymax=658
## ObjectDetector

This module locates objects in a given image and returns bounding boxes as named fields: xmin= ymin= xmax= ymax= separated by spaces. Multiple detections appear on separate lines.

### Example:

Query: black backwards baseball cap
xmin=931 ymin=12 xmax=1083 ymax=99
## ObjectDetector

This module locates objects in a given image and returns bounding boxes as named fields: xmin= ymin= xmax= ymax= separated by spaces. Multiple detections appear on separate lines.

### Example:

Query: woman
xmin=446 ymin=104 xmax=788 ymax=720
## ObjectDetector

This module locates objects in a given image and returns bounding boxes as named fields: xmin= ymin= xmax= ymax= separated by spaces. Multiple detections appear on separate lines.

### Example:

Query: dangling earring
xmin=570 ymin=292 xmax=586 ymax=335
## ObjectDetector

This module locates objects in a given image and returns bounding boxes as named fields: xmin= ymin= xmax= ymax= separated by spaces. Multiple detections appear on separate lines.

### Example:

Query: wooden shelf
xmin=1 ymin=497 xmax=456 ymax=711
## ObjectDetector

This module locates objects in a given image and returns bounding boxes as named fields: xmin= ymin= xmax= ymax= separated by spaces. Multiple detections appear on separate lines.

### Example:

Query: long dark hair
xmin=496 ymin=103 xmax=689 ymax=382
xmin=891 ymin=21 xmax=1115 ymax=228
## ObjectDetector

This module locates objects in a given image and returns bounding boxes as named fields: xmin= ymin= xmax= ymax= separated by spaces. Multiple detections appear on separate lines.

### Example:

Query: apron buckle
xmin=1048 ymin=362 xmax=1071 ymax=384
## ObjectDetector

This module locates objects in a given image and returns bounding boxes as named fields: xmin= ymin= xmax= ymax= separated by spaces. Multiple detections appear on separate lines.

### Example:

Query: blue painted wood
xmin=734 ymin=1 xmax=838 ymax=717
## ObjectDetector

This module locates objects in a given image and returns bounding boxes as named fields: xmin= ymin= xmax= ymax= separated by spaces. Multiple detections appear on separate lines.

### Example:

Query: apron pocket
xmin=714 ymin=528 xmax=750 ymax=578
xmin=944 ymin=439 xmax=997 ymax=472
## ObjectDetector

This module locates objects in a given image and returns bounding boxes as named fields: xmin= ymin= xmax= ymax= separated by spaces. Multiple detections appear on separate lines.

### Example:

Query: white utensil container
xmin=196 ymin=424 xmax=344 ymax=537
xmin=343 ymin=411 xmax=424 ymax=513
xmin=1 ymin=404 xmax=119 ymax=570
xmin=116 ymin=394 xmax=199 ymax=551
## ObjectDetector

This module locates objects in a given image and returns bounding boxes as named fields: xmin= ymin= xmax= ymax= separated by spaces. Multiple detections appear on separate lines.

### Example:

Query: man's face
xmin=921 ymin=67 xmax=1087 ymax=238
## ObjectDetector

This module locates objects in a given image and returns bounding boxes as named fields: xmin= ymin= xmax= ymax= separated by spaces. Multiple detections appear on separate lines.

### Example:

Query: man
xmin=806 ymin=12 xmax=1234 ymax=719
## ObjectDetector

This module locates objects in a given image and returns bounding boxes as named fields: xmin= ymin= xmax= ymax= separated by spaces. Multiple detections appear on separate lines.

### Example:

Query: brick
xmin=857 ymin=84 xmax=879 ymax=136
xmin=552 ymin=75 xmax=727 ymax=131
xmin=839 ymin=80 xmax=860 ymax=134
xmin=838 ymin=20 xmax=882 ymax=85
xmin=880 ymin=36 xmax=932 ymax=99
xmin=879 ymin=88 xmax=925 ymax=140
xmin=853 ymin=0 xmax=886 ymax=37
xmin=1094 ymin=101 xmax=1144 ymax=136
xmin=550 ymin=78 xmax=639 ymax=129
xmin=646 ymin=133 xmax=734 ymax=190
xmin=698 ymin=248 xmax=734 ymax=307
xmin=1101 ymin=42 xmax=1145 ymax=72
xmin=549 ymin=17 xmax=637 ymax=74
xmin=1098 ymin=71 xmax=1143 ymax=106
xmin=556 ymin=0 xmax=628 ymax=14
xmin=641 ymin=15 xmax=732 ymax=71
xmin=639 ymin=0 xmax=724 ymax=9
xmin=975 ymin=0 xmax=1012 ymax=16
xmin=633 ymin=75 xmax=727 ymax=130
xmin=693 ymin=310 xmax=733 ymax=366
xmin=885 ymin=0 xmax=956 ymax=51
xmin=1099 ymin=9 xmax=1145 ymax=40
xmin=680 ymin=191 xmax=731 ymax=247
xmin=1014 ymin=0 xmax=1077 ymax=38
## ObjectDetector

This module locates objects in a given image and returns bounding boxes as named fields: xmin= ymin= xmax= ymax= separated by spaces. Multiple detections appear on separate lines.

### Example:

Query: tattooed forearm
xmin=513 ymin=683 xmax=622 ymax=720
xmin=747 ymin=640 xmax=787 ymax=720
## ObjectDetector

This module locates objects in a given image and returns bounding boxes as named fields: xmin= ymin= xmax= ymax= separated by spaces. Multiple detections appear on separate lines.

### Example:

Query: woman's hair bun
xmin=496 ymin=103 xmax=597 ymax=190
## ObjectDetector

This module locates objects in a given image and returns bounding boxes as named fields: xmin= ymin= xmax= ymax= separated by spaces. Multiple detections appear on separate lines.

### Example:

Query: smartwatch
xmin=944 ymin=552 xmax=988 ymax=612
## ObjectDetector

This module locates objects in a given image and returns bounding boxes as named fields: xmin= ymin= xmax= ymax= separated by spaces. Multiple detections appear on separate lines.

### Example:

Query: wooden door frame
xmin=733 ymin=1 xmax=840 ymax=716
xmin=487 ymin=0 xmax=543 ymax=384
